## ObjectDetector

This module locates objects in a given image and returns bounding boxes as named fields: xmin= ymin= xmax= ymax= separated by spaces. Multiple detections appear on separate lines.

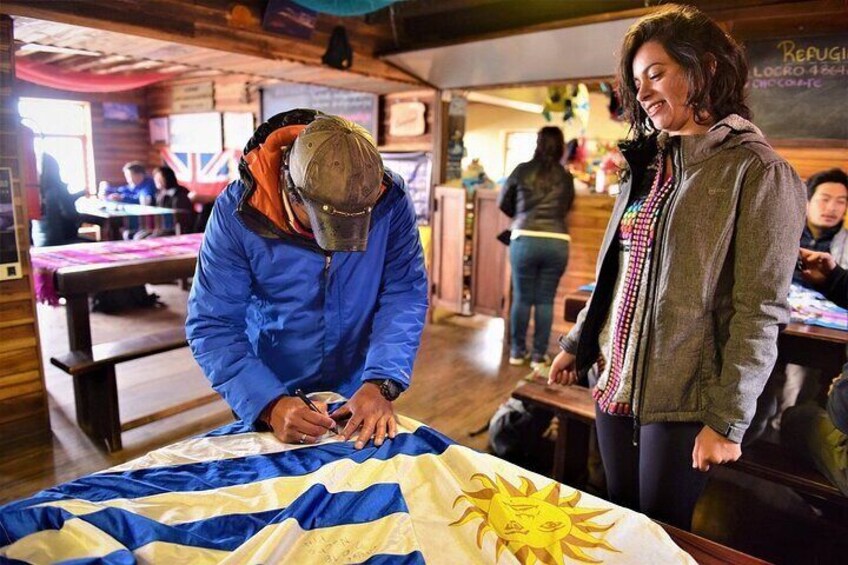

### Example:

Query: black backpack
xmin=91 ymin=285 xmax=162 ymax=313
xmin=488 ymin=397 xmax=555 ymax=475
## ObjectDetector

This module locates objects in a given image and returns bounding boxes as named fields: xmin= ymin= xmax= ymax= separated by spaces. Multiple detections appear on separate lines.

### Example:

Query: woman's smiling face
xmin=632 ymin=40 xmax=712 ymax=136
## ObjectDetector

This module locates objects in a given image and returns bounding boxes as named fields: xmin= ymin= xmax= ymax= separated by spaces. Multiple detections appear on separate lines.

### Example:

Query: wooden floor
xmin=1 ymin=285 xmax=847 ymax=563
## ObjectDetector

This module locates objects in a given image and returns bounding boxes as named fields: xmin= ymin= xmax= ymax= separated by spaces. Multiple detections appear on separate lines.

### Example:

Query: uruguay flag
xmin=0 ymin=407 xmax=694 ymax=563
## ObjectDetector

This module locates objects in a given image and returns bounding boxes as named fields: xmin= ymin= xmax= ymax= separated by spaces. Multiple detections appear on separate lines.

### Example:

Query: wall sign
xmin=169 ymin=81 xmax=215 ymax=114
xmin=388 ymin=101 xmax=426 ymax=137
xmin=261 ymin=83 xmax=379 ymax=137
xmin=0 ymin=167 xmax=22 ymax=281
xmin=746 ymin=34 xmax=847 ymax=141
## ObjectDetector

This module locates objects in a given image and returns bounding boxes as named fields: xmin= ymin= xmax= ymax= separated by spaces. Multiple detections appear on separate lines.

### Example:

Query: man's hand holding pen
xmin=261 ymin=395 xmax=336 ymax=445
xmin=330 ymin=382 xmax=397 ymax=450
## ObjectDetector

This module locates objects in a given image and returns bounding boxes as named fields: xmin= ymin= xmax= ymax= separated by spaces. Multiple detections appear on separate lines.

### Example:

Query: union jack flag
xmin=160 ymin=148 xmax=239 ymax=196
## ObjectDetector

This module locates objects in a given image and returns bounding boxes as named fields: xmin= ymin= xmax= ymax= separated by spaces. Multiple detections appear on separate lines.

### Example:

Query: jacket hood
xmin=680 ymin=114 xmax=770 ymax=167
xmin=235 ymin=108 xmax=390 ymax=246
xmin=620 ymin=114 xmax=772 ymax=172
xmin=237 ymin=108 xmax=317 ymax=240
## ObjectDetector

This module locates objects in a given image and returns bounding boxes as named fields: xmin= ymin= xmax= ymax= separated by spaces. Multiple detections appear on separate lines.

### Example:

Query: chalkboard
xmin=261 ymin=83 xmax=378 ymax=137
xmin=746 ymin=34 xmax=847 ymax=142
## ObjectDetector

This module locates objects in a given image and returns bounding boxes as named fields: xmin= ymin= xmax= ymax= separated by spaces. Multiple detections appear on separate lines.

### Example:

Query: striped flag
xmin=160 ymin=148 xmax=237 ymax=197
xmin=0 ymin=403 xmax=694 ymax=563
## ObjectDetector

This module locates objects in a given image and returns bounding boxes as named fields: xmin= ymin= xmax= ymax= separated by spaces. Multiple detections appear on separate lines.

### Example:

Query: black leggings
xmin=594 ymin=406 xmax=710 ymax=530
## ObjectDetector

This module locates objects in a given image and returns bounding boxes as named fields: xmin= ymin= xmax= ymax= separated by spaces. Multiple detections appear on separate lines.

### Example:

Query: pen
xmin=294 ymin=389 xmax=338 ymax=434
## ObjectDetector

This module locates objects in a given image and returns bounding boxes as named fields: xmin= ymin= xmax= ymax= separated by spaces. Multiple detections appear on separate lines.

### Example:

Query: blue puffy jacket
xmin=186 ymin=111 xmax=428 ymax=424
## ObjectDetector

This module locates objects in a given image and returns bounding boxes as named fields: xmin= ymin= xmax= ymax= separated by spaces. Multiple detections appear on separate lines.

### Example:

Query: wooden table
xmin=31 ymin=236 xmax=202 ymax=450
xmin=76 ymin=198 xmax=177 ymax=240
xmin=55 ymin=253 xmax=197 ymax=352
xmin=659 ymin=523 xmax=769 ymax=565
xmin=564 ymin=290 xmax=848 ymax=378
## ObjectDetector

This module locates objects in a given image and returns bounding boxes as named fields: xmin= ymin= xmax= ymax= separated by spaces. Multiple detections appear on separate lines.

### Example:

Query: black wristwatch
xmin=367 ymin=378 xmax=403 ymax=401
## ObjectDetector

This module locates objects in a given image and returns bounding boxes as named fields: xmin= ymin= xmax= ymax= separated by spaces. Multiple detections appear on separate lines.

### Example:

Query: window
xmin=18 ymin=98 xmax=96 ymax=194
xmin=503 ymin=131 xmax=537 ymax=179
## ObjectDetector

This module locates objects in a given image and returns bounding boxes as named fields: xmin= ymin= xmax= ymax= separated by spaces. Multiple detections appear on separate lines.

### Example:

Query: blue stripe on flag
xmin=1 ymin=427 xmax=453 ymax=511
xmin=57 ymin=551 xmax=136 ymax=565
xmin=357 ymin=551 xmax=427 ymax=565
xmin=2 ymin=484 xmax=407 ymax=552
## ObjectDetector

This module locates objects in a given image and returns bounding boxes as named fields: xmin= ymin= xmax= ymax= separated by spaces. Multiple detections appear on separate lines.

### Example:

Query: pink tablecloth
xmin=30 ymin=233 xmax=203 ymax=305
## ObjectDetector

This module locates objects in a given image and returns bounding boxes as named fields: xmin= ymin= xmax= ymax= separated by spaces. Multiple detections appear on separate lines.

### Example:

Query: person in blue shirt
xmin=186 ymin=110 xmax=428 ymax=449
xmin=106 ymin=161 xmax=156 ymax=204
xmin=782 ymin=249 xmax=848 ymax=495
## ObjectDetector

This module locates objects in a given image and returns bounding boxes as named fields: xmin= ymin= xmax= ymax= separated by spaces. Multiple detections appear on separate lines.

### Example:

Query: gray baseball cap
xmin=287 ymin=115 xmax=384 ymax=252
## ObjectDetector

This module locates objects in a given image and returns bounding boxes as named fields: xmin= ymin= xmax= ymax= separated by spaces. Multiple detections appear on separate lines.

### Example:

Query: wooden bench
xmin=512 ymin=378 xmax=848 ymax=508
xmin=51 ymin=327 xmax=218 ymax=452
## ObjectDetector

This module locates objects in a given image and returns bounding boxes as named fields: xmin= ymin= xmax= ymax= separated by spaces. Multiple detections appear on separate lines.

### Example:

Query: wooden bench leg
xmin=552 ymin=415 xmax=591 ymax=487
xmin=73 ymin=366 xmax=122 ymax=452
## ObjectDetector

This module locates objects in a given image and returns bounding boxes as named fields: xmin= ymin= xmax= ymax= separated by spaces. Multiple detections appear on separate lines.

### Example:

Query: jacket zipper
xmin=631 ymin=141 xmax=685 ymax=446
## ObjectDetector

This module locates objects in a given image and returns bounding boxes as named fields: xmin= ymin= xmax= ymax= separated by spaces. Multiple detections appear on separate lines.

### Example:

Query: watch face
xmin=381 ymin=379 xmax=401 ymax=401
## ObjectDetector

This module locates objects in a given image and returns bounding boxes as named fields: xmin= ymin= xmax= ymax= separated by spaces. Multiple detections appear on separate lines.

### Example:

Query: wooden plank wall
xmin=145 ymin=74 xmax=261 ymax=168
xmin=16 ymin=81 xmax=150 ymax=189
xmin=0 ymin=14 xmax=50 ymax=448
xmin=775 ymin=146 xmax=848 ymax=181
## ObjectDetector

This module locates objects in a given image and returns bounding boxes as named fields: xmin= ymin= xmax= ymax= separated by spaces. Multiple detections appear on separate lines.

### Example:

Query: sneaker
xmin=508 ymin=353 xmax=529 ymax=366
xmin=530 ymin=354 xmax=551 ymax=371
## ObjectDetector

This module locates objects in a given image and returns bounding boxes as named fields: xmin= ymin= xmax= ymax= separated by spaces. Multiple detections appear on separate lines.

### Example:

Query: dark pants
xmin=509 ymin=236 xmax=568 ymax=358
xmin=594 ymin=407 xmax=709 ymax=530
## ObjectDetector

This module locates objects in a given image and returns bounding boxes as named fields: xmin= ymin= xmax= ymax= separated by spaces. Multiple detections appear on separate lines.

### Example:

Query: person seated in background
xmin=754 ymin=168 xmax=848 ymax=437
xmin=31 ymin=153 xmax=85 ymax=247
xmin=105 ymin=161 xmax=156 ymax=205
xmin=782 ymin=250 xmax=848 ymax=495
xmin=154 ymin=166 xmax=195 ymax=233
xmin=794 ymin=168 xmax=848 ymax=287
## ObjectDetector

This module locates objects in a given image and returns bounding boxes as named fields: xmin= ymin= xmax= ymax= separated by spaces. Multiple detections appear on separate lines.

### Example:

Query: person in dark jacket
xmin=186 ymin=110 xmax=428 ymax=450
xmin=31 ymin=153 xmax=84 ymax=247
xmin=782 ymin=249 xmax=848 ymax=494
xmin=498 ymin=126 xmax=575 ymax=369
xmin=152 ymin=166 xmax=195 ymax=234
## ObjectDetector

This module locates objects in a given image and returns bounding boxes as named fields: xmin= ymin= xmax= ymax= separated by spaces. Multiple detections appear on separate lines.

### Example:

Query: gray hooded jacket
xmin=561 ymin=115 xmax=806 ymax=442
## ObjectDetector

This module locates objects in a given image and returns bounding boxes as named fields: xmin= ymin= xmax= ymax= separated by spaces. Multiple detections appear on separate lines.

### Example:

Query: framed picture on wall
xmin=168 ymin=112 xmax=223 ymax=153
xmin=103 ymin=102 xmax=140 ymax=122
xmin=223 ymin=112 xmax=254 ymax=150
xmin=0 ymin=167 xmax=22 ymax=281
xmin=149 ymin=117 xmax=169 ymax=144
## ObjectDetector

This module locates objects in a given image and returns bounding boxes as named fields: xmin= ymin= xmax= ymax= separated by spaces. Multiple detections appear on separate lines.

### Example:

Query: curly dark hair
xmin=617 ymin=4 xmax=750 ymax=138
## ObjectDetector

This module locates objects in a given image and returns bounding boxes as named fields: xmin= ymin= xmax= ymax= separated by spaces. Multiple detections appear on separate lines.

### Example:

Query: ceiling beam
xmin=0 ymin=0 xmax=421 ymax=86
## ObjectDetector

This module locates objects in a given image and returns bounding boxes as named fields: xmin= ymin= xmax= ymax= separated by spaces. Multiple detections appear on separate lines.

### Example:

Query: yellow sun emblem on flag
xmin=451 ymin=474 xmax=618 ymax=564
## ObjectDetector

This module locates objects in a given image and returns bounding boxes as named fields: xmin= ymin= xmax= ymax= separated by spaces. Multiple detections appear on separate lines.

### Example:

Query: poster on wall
xmin=381 ymin=152 xmax=433 ymax=225
xmin=103 ymin=102 xmax=140 ymax=122
xmin=262 ymin=0 xmax=318 ymax=39
xmin=261 ymin=83 xmax=378 ymax=137
xmin=0 ymin=167 xmax=23 ymax=281
xmin=223 ymin=112 xmax=254 ymax=150
xmin=168 ymin=112 xmax=223 ymax=153
xmin=149 ymin=117 xmax=169 ymax=144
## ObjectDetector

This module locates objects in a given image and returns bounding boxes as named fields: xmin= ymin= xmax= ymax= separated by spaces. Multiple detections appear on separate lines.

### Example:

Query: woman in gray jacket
xmin=548 ymin=4 xmax=805 ymax=530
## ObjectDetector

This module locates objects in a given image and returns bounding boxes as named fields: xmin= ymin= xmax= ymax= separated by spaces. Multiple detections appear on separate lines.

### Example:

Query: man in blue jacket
xmin=106 ymin=161 xmax=157 ymax=204
xmin=186 ymin=110 xmax=428 ymax=449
